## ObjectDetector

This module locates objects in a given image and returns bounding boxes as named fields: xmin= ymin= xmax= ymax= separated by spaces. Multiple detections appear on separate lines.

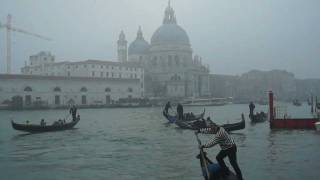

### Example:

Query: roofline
xmin=0 ymin=74 xmax=140 ymax=83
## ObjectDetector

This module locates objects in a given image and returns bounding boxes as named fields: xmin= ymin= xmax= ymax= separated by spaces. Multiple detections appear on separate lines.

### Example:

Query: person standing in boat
xmin=164 ymin=101 xmax=172 ymax=114
xmin=69 ymin=105 xmax=77 ymax=121
xmin=177 ymin=103 xmax=184 ymax=120
xmin=249 ymin=102 xmax=255 ymax=118
xmin=196 ymin=124 xmax=244 ymax=180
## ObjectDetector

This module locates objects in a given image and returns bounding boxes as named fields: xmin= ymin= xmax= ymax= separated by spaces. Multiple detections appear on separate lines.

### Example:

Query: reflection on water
xmin=0 ymin=104 xmax=319 ymax=180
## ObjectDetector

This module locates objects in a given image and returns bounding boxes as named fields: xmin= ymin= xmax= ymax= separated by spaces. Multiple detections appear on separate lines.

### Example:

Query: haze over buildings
xmin=1 ymin=0 xmax=320 ymax=78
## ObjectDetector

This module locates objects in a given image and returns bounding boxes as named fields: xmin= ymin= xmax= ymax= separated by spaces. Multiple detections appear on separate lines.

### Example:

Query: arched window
xmin=80 ymin=87 xmax=87 ymax=92
xmin=174 ymin=55 xmax=180 ymax=66
xmin=53 ymin=87 xmax=61 ymax=92
xmin=128 ymin=87 xmax=133 ymax=92
xmin=153 ymin=56 xmax=157 ymax=66
xmin=105 ymin=87 xmax=111 ymax=92
xmin=24 ymin=86 xmax=32 ymax=92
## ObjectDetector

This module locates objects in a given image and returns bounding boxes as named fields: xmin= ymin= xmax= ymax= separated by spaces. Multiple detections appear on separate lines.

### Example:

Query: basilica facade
xmin=117 ymin=2 xmax=210 ymax=98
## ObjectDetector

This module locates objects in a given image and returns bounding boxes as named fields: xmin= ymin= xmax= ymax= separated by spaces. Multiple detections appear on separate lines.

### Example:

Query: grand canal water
xmin=0 ymin=104 xmax=319 ymax=180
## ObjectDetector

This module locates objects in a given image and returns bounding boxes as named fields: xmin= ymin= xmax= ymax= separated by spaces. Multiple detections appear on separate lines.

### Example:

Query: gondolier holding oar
xmin=195 ymin=124 xmax=244 ymax=180
xmin=70 ymin=105 xmax=77 ymax=121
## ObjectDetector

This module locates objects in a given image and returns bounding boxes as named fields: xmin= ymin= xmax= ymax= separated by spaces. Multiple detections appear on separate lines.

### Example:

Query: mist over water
xmin=1 ymin=104 xmax=319 ymax=180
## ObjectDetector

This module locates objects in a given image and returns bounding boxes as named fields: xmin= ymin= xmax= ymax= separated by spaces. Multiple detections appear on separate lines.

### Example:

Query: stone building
xmin=0 ymin=74 xmax=141 ymax=109
xmin=117 ymin=2 xmax=210 ymax=98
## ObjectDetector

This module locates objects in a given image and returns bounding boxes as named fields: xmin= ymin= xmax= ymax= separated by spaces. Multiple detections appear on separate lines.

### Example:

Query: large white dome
xmin=151 ymin=24 xmax=190 ymax=46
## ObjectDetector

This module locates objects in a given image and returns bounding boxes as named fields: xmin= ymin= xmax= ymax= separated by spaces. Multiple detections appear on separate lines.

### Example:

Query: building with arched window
xmin=0 ymin=74 xmax=142 ymax=108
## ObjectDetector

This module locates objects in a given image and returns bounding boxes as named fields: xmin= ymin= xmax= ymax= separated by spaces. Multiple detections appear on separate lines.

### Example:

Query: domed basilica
xmin=117 ymin=2 xmax=210 ymax=98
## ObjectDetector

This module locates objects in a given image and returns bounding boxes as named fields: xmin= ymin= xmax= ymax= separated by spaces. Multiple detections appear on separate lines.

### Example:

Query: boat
xmin=269 ymin=91 xmax=319 ymax=129
xmin=11 ymin=117 xmax=80 ymax=133
xmin=292 ymin=99 xmax=302 ymax=106
xmin=163 ymin=109 xmax=205 ymax=123
xmin=249 ymin=112 xmax=267 ymax=123
xmin=195 ymin=133 xmax=238 ymax=180
xmin=181 ymin=97 xmax=232 ymax=107
xmin=175 ymin=114 xmax=245 ymax=132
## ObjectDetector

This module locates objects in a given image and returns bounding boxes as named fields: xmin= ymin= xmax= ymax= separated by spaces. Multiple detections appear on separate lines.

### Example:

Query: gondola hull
xmin=11 ymin=118 xmax=80 ymax=133
xmin=175 ymin=114 xmax=245 ymax=132
xmin=163 ymin=109 xmax=205 ymax=123
xmin=249 ymin=114 xmax=267 ymax=123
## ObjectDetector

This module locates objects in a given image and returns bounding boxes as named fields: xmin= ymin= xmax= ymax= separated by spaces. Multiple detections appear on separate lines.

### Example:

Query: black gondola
xmin=249 ymin=113 xmax=267 ymax=123
xmin=11 ymin=117 xmax=80 ymax=133
xmin=175 ymin=114 xmax=245 ymax=132
xmin=195 ymin=133 xmax=238 ymax=180
xmin=163 ymin=109 xmax=205 ymax=123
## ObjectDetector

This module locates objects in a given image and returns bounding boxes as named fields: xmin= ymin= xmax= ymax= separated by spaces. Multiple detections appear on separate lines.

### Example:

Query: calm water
xmin=0 ymin=104 xmax=319 ymax=180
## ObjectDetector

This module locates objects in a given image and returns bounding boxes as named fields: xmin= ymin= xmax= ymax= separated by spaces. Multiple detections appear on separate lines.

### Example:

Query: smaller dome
xmin=128 ymin=26 xmax=150 ymax=55
xmin=128 ymin=39 xmax=150 ymax=55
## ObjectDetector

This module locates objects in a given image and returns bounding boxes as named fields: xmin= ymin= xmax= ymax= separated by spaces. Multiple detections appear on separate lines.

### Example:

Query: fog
xmin=1 ymin=0 xmax=319 ymax=78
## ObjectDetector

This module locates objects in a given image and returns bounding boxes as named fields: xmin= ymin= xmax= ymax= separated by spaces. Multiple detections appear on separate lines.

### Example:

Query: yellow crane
xmin=0 ymin=14 xmax=51 ymax=74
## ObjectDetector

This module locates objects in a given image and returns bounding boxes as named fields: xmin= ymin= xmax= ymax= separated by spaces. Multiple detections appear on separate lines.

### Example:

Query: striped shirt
xmin=200 ymin=127 xmax=235 ymax=150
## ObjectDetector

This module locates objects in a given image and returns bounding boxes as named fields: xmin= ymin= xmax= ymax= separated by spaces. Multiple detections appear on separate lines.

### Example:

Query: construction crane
xmin=0 ymin=14 xmax=51 ymax=74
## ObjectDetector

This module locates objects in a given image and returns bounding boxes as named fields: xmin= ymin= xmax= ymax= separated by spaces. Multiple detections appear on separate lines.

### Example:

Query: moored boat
xmin=11 ymin=117 xmax=80 ymax=133
xmin=181 ymin=97 xmax=232 ymax=107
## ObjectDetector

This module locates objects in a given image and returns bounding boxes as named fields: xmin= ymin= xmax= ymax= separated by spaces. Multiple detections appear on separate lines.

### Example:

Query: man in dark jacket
xmin=164 ymin=101 xmax=172 ymax=114
xmin=249 ymin=102 xmax=255 ymax=118
xmin=177 ymin=103 xmax=184 ymax=120
xmin=70 ymin=105 xmax=77 ymax=121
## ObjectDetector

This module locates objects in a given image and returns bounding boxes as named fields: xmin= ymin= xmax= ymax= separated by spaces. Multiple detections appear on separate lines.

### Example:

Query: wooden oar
xmin=195 ymin=132 xmax=210 ymax=180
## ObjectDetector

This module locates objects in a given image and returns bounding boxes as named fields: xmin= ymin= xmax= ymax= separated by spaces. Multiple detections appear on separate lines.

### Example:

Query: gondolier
xmin=249 ymin=102 xmax=255 ymax=118
xmin=164 ymin=101 xmax=172 ymax=114
xmin=177 ymin=103 xmax=184 ymax=120
xmin=196 ymin=124 xmax=244 ymax=180
xmin=70 ymin=105 xmax=77 ymax=121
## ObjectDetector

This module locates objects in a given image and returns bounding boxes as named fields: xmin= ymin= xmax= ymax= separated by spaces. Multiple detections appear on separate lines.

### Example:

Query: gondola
xmin=11 ymin=117 xmax=80 ymax=133
xmin=163 ymin=109 xmax=205 ymax=123
xmin=249 ymin=113 xmax=267 ymax=123
xmin=195 ymin=133 xmax=238 ymax=180
xmin=175 ymin=114 xmax=245 ymax=132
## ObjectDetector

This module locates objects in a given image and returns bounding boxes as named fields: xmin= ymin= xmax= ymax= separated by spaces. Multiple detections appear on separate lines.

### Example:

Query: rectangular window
xmin=106 ymin=95 xmax=111 ymax=105
xmin=106 ymin=72 xmax=109 ymax=77
xmin=55 ymin=95 xmax=60 ymax=105
xmin=111 ymin=72 xmax=114 ymax=78
xmin=82 ymin=95 xmax=87 ymax=105
xmin=100 ymin=72 xmax=103 ymax=77
xmin=25 ymin=95 xmax=31 ymax=106
xmin=119 ymin=73 xmax=122 ymax=78
xmin=68 ymin=72 xmax=70 ymax=77
xmin=92 ymin=71 xmax=95 ymax=77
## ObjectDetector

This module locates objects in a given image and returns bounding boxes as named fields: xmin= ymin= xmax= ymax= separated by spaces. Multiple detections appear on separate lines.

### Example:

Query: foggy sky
xmin=0 ymin=0 xmax=319 ymax=79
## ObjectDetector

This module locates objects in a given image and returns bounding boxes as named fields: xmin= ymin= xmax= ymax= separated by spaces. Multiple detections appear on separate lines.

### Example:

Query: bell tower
xmin=117 ymin=30 xmax=127 ymax=62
